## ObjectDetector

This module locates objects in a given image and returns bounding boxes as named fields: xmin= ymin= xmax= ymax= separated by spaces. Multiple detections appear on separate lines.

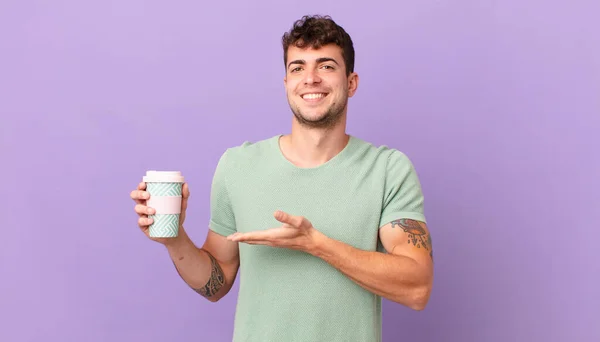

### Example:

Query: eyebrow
xmin=287 ymin=57 xmax=340 ymax=69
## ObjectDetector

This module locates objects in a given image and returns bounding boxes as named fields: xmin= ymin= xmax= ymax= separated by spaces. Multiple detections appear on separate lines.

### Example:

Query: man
xmin=130 ymin=14 xmax=433 ymax=342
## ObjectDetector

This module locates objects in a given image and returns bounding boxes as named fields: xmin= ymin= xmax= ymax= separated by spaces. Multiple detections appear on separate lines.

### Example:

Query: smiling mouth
xmin=301 ymin=93 xmax=329 ymax=101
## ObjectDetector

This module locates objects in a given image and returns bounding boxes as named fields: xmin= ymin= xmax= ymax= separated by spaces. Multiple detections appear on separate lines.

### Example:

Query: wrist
xmin=307 ymin=227 xmax=328 ymax=257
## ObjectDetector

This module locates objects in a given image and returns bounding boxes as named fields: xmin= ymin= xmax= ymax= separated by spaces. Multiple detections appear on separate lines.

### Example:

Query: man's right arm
xmin=165 ymin=227 xmax=239 ymax=302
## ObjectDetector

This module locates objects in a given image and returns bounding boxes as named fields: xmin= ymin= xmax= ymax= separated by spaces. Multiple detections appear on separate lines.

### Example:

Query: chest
xmin=229 ymin=168 xmax=385 ymax=251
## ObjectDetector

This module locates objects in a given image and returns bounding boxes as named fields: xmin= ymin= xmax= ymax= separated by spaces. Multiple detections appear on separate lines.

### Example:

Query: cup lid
xmin=143 ymin=171 xmax=185 ymax=183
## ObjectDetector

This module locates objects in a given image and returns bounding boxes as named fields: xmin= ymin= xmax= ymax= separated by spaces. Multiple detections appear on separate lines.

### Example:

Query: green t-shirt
xmin=208 ymin=134 xmax=427 ymax=342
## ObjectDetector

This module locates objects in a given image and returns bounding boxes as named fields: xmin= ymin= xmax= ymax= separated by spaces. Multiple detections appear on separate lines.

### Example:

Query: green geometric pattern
xmin=146 ymin=182 xmax=182 ymax=196
xmin=149 ymin=214 xmax=180 ymax=238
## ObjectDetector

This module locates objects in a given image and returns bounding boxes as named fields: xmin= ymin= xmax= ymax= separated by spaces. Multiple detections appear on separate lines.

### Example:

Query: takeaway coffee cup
xmin=142 ymin=171 xmax=185 ymax=238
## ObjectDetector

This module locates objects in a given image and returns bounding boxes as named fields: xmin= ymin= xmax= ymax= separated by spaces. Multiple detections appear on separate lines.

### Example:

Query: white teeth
xmin=302 ymin=93 xmax=325 ymax=99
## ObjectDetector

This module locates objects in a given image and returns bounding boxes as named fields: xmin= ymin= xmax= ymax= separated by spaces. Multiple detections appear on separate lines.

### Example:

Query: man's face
xmin=284 ymin=44 xmax=358 ymax=129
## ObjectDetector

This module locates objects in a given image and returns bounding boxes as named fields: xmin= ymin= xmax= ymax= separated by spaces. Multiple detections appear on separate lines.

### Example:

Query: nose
xmin=303 ymin=68 xmax=322 ymax=85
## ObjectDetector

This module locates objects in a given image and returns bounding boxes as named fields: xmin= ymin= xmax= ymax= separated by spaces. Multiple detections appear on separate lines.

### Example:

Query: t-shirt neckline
xmin=271 ymin=134 xmax=357 ymax=171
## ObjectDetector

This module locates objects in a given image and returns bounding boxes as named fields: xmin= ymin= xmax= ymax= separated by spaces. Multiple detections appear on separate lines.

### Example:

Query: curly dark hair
xmin=282 ymin=15 xmax=355 ymax=76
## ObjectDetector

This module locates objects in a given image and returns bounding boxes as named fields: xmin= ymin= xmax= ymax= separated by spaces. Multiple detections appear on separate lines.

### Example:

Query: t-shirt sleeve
xmin=208 ymin=149 xmax=237 ymax=236
xmin=379 ymin=150 xmax=427 ymax=228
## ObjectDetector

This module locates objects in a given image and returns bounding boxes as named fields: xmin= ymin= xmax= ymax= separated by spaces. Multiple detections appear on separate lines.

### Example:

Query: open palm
xmin=227 ymin=210 xmax=316 ymax=251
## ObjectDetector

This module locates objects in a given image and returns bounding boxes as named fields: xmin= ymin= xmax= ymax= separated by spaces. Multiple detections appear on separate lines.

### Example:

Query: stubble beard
xmin=288 ymin=92 xmax=348 ymax=130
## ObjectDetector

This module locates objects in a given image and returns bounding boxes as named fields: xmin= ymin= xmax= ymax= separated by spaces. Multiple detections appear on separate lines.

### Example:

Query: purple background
xmin=1 ymin=1 xmax=599 ymax=341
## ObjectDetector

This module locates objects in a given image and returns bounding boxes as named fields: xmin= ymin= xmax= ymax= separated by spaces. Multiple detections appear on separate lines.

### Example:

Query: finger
xmin=134 ymin=204 xmax=155 ymax=216
xmin=138 ymin=216 xmax=153 ymax=227
xmin=182 ymin=182 xmax=190 ymax=199
xmin=239 ymin=240 xmax=273 ymax=246
xmin=181 ymin=183 xmax=190 ymax=211
xmin=131 ymin=183 xmax=147 ymax=203
xmin=130 ymin=189 xmax=150 ymax=203
xmin=274 ymin=210 xmax=302 ymax=227
xmin=227 ymin=233 xmax=273 ymax=246
xmin=228 ymin=231 xmax=272 ymax=242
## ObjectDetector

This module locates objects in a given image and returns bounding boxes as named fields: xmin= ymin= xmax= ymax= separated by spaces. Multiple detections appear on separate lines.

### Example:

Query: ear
xmin=347 ymin=72 xmax=359 ymax=97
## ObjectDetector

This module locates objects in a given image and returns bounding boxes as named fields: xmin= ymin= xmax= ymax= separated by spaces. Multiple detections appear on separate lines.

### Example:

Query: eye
xmin=321 ymin=65 xmax=334 ymax=70
xmin=290 ymin=67 xmax=302 ymax=73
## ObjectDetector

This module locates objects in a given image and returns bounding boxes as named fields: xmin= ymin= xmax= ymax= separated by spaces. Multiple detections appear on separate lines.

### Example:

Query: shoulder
xmin=350 ymin=136 xmax=415 ymax=170
xmin=216 ymin=135 xmax=279 ymax=169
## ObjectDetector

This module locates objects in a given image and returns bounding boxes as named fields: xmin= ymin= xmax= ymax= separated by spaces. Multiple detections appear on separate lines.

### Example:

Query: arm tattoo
xmin=172 ymin=252 xmax=225 ymax=299
xmin=391 ymin=218 xmax=434 ymax=262
xmin=194 ymin=252 xmax=225 ymax=298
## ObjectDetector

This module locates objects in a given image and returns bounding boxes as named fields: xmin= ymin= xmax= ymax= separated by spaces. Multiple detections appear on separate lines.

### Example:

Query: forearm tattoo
xmin=391 ymin=218 xmax=433 ymax=261
xmin=194 ymin=253 xmax=225 ymax=298
xmin=173 ymin=252 xmax=225 ymax=299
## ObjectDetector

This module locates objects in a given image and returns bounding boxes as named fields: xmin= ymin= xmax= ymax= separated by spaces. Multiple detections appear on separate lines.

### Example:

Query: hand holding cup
xmin=130 ymin=171 xmax=188 ymax=244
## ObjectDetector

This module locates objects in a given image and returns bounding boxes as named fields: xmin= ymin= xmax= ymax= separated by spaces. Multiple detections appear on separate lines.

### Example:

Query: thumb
xmin=274 ymin=210 xmax=302 ymax=227
xmin=182 ymin=183 xmax=190 ymax=199
xmin=181 ymin=183 xmax=190 ymax=211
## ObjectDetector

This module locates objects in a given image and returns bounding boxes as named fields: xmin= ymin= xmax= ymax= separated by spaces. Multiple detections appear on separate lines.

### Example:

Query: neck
xmin=279 ymin=115 xmax=349 ymax=168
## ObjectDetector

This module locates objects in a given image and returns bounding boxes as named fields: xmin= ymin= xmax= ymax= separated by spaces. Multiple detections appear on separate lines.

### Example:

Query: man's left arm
xmin=309 ymin=218 xmax=433 ymax=311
